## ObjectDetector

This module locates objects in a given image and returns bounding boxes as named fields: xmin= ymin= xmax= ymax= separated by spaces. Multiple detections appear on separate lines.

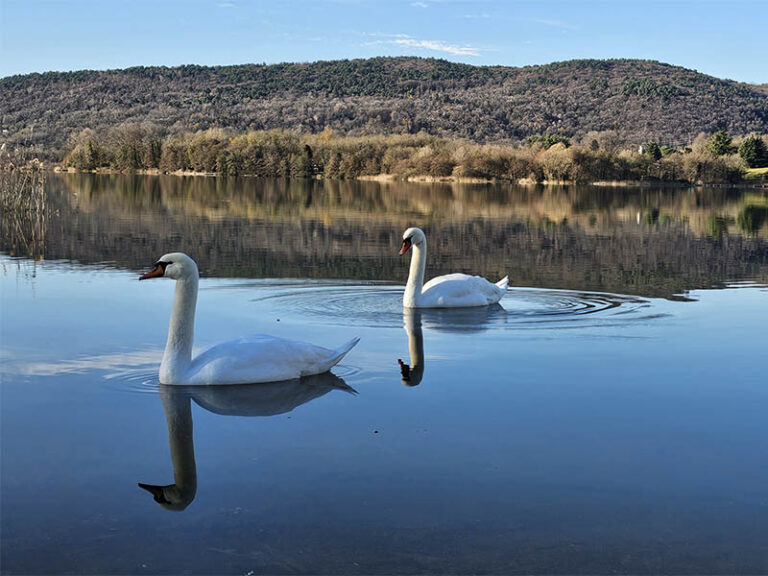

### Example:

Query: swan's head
xmin=139 ymin=252 xmax=199 ymax=281
xmin=138 ymin=482 xmax=195 ymax=511
xmin=400 ymin=227 xmax=426 ymax=255
xmin=398 ymin=359 xmax=422 ymax=387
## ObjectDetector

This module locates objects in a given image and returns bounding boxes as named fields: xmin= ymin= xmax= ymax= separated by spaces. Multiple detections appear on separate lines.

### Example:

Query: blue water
xmin=2 ymin=256 xmax=767 ymax=574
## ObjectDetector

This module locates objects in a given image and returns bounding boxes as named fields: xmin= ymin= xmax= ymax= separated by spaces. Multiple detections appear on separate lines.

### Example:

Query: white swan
xmin=399 ymin=227 xmax=508 ymax=308
xmin=139 ymin=252 xmax=359 ymax=385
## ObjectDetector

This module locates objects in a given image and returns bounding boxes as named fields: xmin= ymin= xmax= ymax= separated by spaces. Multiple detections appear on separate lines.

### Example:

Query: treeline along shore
xmin=59 ymin=126 xmax=768 ymax=185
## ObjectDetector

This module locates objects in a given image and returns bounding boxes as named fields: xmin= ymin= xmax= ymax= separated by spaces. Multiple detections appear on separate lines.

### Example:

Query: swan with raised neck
xmin=399 ymin=227 xmax=508 ymax=308
xmin=140 ymin=253 xmax=198 ymax=384
xmin=139 ymin=252 xmax=359 ymax=385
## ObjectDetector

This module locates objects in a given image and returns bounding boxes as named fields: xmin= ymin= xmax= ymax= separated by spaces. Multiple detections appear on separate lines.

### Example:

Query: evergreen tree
xmin=644 ymin=142 xmax=662 ymax=161
xmin=84 ymin=140 xmax=98 ymax=169
xmin=738 ymin=134 xmax=768 ymax=168
xmin=709 ymin=131 xmax=733 ymax=156
xmin=660 ymin=145 xmax=677 ymax=156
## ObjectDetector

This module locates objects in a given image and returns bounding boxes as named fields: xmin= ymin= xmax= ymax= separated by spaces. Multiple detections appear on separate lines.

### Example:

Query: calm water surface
xmin=1 ymin=175 xmax=767 ymax=574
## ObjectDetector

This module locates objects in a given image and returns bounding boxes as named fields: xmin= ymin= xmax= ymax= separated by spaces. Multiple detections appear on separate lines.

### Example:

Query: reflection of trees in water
xmin=706 ymin=214 xmax=730 ymax=241
xmin=51 ymin=173 xmax=768 ymax=234
xmin=2 ymin=173 xmax=767 ymax=297
xmin=737 ymin=202 xmax=768 ymax=234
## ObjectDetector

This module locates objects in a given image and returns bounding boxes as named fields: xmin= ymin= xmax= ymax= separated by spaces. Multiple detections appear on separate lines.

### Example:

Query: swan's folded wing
xmin=186 ymin=334 xmax=354 ymax=385
xmin=421 ymin=273 xmax=505 ymax=307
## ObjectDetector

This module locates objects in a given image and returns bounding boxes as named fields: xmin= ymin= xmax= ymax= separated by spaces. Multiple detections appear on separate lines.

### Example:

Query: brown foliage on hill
xmin=2 ymin=58 xmax=767 ymax=160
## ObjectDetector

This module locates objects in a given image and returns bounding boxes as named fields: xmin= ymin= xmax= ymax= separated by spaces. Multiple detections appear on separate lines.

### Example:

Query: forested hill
xmin=2 ymin=57 xmax=767 ymax=158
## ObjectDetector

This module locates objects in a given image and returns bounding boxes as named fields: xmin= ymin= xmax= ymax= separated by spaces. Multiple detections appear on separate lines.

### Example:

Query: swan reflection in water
xmin=139 ymin=373 xmax=355 ymax=511
xmin=398 ymin=309 xmax=424 ymax=387
xmin=398 ymin=304 xmax=506 ymax=387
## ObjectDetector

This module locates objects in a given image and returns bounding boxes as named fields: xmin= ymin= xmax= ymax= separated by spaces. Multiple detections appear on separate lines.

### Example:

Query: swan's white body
xmin=183 ymin=334 xmax=358 ymax=386
xmin=140 ymin=252 xmax=358 ymax=385
xmin=400 ymin=227 xmax=508 ymax=308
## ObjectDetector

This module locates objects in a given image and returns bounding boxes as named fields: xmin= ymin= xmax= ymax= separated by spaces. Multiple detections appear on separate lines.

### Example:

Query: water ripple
xmin=250 ymin=284 xmax=661 ymax=331
xmin=252 ymin=285 xmax=405 ymax=328
xmin=103 ymin=369 xmax=160 ymax=395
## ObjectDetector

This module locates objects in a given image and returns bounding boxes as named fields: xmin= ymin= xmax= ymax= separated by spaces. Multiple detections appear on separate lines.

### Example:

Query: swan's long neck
xmin=404 ymin=242 xmax=426 ymax=308
xmin=160 ymin=276 xmax=198 ymax=384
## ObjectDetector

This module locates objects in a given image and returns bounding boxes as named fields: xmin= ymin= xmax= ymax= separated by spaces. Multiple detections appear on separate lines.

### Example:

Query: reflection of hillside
xmin=2 ymin=173 xmax=766 ymax=297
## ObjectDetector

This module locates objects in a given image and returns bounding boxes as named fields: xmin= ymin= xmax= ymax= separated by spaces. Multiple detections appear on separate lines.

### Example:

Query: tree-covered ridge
xmin=2 ymin=57 xmax=767 ymax=158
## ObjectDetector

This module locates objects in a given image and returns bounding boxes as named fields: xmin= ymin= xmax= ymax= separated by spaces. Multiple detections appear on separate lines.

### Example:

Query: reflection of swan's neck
xmin=400 ymin=310 xmax=424 ymax=386
xmin=141 ymin=387 xmax=197 ymax=511
xmin=406 ymin=315 xmax=424 ymax=385
xmin=164 ymin=388 xmax=197 ymax=504
xmin=404 ymin=242 xmax=426 ymax=308
xmin=160 ymin=276 xmax=198 ymax=384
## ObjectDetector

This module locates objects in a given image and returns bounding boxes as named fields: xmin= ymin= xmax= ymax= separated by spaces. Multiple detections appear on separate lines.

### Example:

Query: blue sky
xmin=1 ymin=0 xmax=766 ymax=83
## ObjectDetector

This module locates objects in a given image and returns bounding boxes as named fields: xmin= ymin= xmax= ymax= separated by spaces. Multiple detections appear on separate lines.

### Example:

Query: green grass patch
xmin=744 ymin=166 xmax=768 ymax=180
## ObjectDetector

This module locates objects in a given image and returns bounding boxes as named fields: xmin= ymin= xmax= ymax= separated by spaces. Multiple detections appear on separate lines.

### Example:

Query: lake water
xmin=1 ymin=174 xmax=767 ymax=574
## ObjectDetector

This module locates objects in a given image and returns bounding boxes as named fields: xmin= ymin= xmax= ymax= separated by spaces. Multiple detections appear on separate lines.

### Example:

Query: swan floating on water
xmin=139 ymin=252 xmax=359 ymax=385
xmin=399 ymin=227 xmax=508 ymax=308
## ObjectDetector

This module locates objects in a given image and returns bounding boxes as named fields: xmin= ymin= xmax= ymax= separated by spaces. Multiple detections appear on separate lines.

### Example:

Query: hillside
xmin=2 ymin=57 xmax=767 ymax=159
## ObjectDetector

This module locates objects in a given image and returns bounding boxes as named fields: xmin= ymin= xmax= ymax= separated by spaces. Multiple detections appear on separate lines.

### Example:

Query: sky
xmin=1 ymin=0 xmax=767 ymax=84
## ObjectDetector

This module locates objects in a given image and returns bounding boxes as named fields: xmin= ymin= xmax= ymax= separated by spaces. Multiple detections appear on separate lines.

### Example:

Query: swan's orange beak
xmin=139 ymin=263 xmax=165 ymax=281
xmin=399 ymin=238 xmax=412 ymax=255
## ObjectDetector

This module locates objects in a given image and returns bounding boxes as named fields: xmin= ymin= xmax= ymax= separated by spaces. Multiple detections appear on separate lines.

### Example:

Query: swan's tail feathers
xmin=333 ymin=337 xmax=360 ymax=358
xmin=496 ymin=276 xmax=510 ymax=291
xmin=316 ymin=337 xmax=360 ymax=374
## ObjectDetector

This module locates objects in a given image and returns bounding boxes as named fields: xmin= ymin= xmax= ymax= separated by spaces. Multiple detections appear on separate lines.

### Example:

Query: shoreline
xmin=49 ymin=166 xmax=766 ymax=188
